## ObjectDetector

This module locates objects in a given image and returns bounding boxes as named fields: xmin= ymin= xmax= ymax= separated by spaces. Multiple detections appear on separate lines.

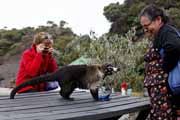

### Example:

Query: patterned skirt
xmin=145 ymin=84 xmax=180 ymax=120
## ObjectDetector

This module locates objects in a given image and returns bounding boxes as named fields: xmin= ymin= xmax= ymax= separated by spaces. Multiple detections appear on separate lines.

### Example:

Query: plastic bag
xmin=46 ymin=81 xmax=59 ymax=91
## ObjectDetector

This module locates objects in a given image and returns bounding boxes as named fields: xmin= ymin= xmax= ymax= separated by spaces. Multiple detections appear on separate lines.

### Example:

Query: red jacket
xmin=16 ymin=44 xmax=58 ymax=93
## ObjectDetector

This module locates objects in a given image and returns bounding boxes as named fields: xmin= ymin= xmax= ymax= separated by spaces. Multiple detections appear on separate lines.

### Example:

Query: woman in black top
xmin=139 ymin=4 xmax=180 ymax=119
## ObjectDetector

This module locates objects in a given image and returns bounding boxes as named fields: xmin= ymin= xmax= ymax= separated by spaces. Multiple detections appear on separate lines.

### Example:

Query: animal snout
xmin=117 ymin=67 xmax=121 ymax=71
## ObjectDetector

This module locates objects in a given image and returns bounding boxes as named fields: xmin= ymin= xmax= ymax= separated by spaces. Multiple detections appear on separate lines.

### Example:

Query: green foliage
xmin=55 ymin=34 xmax=92 ymax=66
xmin=81 ymin=31 xmax=149 ymax=92
xmin=0 ymin=29 xmax=23 ymax=42
xmin=103 ymin=2 xmax=125 ymax=22
xmin=0 ymin=39 xmax=13 ymax=56
xmin=7 ymin=43 xmax=23 ymax=56
xmin=54 ymin=35 xmax=75 ymax=51
xmin=167 ymin=8 xmax=180 ymax=28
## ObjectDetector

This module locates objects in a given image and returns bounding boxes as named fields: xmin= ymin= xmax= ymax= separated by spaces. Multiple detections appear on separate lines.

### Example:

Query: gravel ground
xmin=0 ymin=55 xmax=20 ymax=88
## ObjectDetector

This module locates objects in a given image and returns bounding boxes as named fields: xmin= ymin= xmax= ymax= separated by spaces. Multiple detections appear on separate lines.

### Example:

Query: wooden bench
xmin=0 ymin=90 xmax=150 ymax=120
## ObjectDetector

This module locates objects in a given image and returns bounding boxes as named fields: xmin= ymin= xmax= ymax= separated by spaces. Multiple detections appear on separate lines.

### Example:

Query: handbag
xmin=168 ymin=61 xmax=180 ymax=94
xmin=160 ymin=25 xmax=180 ymax=95
xmin=160 ymin=49 xmax=180 ymax=95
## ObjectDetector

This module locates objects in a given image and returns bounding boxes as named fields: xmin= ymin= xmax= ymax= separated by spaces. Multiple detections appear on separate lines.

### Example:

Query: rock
xmin=0 ymin=87 xmax=12 ymax=96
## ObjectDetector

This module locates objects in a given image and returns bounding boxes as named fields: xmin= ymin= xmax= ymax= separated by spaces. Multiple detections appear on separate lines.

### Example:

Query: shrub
xmin=82 ymin=31 xmax=149 ymax=92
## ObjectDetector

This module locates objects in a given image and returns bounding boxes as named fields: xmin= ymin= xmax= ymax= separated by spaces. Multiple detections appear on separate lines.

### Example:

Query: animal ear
xmin=105 ymin=63 xmax=113 ymax=69
xmin=105 ymin=63 xmax=113 ymax=68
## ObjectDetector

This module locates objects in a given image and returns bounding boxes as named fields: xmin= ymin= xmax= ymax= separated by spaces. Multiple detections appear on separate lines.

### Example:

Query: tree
xmin=103 ymin=0 xmax=180 ymax=35
xmin=59 ymin=20 xmax=67 ymax=29
xmin=47 ymin=21 xmax=55 ymax=26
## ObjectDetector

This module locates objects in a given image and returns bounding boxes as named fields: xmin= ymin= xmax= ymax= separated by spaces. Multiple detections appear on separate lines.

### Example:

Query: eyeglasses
xmin=142 ymin=21 xmax=153 ymax=33
xmin=142 ymin=21 xmax=152 ymax=28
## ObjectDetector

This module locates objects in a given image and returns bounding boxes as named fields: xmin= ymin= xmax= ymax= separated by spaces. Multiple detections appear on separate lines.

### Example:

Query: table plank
xmin=0 ymin=91 xmax=150 ymax=120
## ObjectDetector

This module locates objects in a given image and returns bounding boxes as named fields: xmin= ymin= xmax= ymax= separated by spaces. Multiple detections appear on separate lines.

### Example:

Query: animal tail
xmin=10 ymin=72 xmax=58 ymax=99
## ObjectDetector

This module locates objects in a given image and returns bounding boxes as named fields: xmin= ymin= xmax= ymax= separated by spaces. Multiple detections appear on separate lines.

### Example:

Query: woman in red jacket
xmin=16 ymin=32 xmax=58 ymax=93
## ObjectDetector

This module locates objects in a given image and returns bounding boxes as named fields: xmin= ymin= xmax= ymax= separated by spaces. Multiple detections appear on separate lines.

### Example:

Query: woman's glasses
xmin=142 ymin=21 xmax=152 ymax=28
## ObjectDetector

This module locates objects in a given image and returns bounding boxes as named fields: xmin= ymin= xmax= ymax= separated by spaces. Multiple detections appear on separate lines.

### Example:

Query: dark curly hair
xmin=139 ymin=4 xmax=169 ymax=23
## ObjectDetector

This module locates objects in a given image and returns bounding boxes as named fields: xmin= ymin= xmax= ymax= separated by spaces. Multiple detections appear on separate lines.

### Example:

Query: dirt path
xmin=0 ymin=55 xmax=21 ymax=88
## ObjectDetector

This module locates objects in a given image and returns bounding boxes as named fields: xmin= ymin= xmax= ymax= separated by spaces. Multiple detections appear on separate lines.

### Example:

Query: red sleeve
xmin=48 ymin=57 xmax=58 ymax=72
xmin=22 ymin=51 xmax=43 ymax=77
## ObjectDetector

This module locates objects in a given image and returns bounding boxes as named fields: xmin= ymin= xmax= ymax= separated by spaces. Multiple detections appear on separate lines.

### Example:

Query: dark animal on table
xmin=10 ymin=64 xmax=120 ymax=100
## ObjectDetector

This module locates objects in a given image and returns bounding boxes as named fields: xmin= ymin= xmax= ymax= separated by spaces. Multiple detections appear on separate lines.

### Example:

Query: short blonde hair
xmin=33 ymin=32 xmax=53 ymax=45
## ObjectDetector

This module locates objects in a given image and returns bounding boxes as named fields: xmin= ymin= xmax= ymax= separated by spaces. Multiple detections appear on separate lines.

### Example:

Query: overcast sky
xmin=0 ymin=0 xmax=124 ymax=36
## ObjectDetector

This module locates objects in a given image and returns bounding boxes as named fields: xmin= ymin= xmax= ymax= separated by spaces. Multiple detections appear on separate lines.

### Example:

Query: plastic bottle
xmin=98 ymin=86 xmax=111 ymax=101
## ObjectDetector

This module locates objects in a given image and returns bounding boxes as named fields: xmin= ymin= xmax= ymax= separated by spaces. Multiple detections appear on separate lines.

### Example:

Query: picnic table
xmin=0 ymin=90 xmax=150 ymax=120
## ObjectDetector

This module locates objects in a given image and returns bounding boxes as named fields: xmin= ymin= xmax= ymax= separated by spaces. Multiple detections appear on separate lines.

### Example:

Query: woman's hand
xmin=48 ymin=47 xmax=54 ymax=54
xmin=36 ymin=44 xmax=45 ymax=53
